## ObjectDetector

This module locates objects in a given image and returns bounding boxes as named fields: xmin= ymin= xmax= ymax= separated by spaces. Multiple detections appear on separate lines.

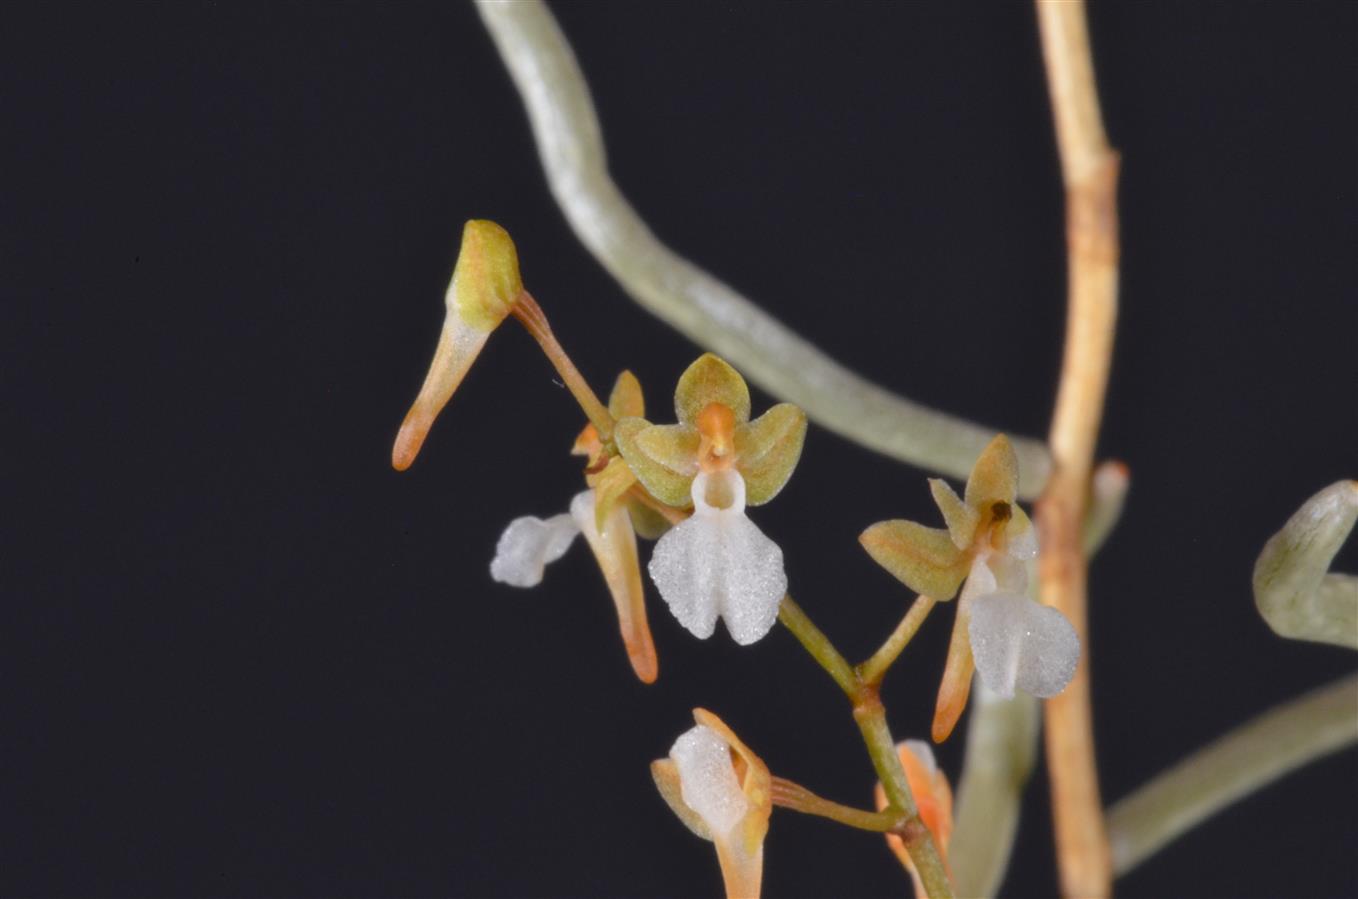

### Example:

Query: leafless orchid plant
xmin=386 ymin=3 xmax=1357 ymax=897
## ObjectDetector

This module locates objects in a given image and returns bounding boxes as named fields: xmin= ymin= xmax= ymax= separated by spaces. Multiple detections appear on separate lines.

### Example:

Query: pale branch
xmin=473 ymin=0 xmax=1052 ymax=496
xmin=1253 ymin=480 xmax=1358 ymax=650
xmin=1107 ymin=674 xmax=1358 ymax=876
xmin=949 ymin=690 xmax=1042 ymax=899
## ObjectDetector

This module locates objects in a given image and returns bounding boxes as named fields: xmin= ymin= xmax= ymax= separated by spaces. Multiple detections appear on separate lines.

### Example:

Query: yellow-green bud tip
xmin=451 ymin=219 xmax=524 ymax=330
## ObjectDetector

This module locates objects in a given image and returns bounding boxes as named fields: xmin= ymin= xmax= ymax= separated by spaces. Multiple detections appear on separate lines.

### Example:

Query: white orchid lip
xmin=671 ymin=724 xmax=750 ymax=838
xmin=954 ymin=541 xmax=1078 ymax=701
xmin=968 ymin=591 xmax=1079 ymax=699
xmin=489 ymin=508 xmax=580 ymax=587
xmin=647 ymin=469 xmax=787 ymax=646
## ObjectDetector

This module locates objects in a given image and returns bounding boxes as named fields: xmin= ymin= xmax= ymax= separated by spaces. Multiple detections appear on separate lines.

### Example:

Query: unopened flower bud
xmin=392 ymin=220 xmax=525 ymax=471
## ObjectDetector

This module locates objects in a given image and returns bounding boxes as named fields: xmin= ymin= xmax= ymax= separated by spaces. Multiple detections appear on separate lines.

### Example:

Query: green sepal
xmin=608 ymin=370 xmax=645 ymax=420
xmin=450 ymin=220 xmax=523 ymax=330
xmin=614 ymin=417 xmax=697 ymax=508
xmin=673 ymin=353 xmax=751 ymax=426
xmin=735 ymin=403 xmax=807 ymax=506
xmin=930 ymin=478 xmax=980 ymax=549
xmin=626 ymin=500 xmax=673 ymax=541
xmin=859 ymin=520 xmax=969 ymax=600
xmin=964 ymin=434 xmax=1019 ymax=510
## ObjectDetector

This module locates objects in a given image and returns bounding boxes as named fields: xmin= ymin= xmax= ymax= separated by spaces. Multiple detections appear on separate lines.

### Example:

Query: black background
xmin=4 ymin=2 xmax=1356 ymax=897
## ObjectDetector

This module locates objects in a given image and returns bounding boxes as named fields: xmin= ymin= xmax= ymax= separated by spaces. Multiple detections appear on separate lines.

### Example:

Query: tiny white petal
xmin=648 ymin=515 xmax=721 ymax=639
xmin=713 ymin=513 xmax=786 ymax=645
xmin=671 ymin=724 xmax=749 ymax=838
xmin=567 ymin=490 xmax=599 ymax=535
xmin=1007 ymin=524 xmax=1039 ymax=561
xmin=648 ymin=470 xmax=787 ymax=645
xmin=489 ymin=511 xmax=579 ymax=587
xmin=968 ymin=592 xmax=1080 ymax=699
xmin=972 ymin=676 xmax=1018 ymax=707
xmin=987 ymin=552 xmax=1029 ymax=595
xmin=959 ymin=553 xmax=998 ymax=605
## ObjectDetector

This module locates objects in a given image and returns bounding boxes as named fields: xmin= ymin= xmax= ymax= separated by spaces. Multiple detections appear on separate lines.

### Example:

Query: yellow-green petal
xmin=650 ymin=758 xmax=713 ymax=841
xmin=965 ymin=434 xmax=1020 ymax=510
xmin=608 ymin=370 xmax=645 ymax=420
xmin=735 ymin=403 xmax=807 ymax=506
xmin=930 ymin=478 xmax=980 ymax=549
xmin=614 ymin=417 xmax=697 ymax=508
xmin=673 ymin=353 xmax=751 ymax=426
xmin=592 ymin=456 xmax=638 ymax=534
xmin=626 ymin=499 xmax=673 ymax=541
xmin=451 ymin=220 xmax=523 ymax=330
xmin=860 ymin=520 xmax=969 ymax=600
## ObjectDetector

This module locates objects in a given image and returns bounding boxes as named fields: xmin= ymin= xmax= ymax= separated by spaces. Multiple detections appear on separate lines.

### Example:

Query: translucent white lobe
xmin=670 ymin=724 xmax=750 ymax=837
xmin=1006 ymin=522 xmax=1039 ymax=561
xmin=648 ymin=470 xmax=786 ymax=645
xmin=489 ymin=510 xmax=579 ymax=587
xmin=968 ymin=592 xmax=1079 ymax=699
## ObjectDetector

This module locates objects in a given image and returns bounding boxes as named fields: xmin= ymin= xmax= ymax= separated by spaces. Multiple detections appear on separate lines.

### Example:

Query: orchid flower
xmin=489 ymin=372 xmax=661 ymax=683
xmin=873 ymin=740 xmax=955 ymax=899
xmin=651 ymin=709 xmax=772 ymax=899
xmin=615 ymin=354 xmax=807 ymax=645
xmin=860 ymin=434 xmax=1079 ymax=741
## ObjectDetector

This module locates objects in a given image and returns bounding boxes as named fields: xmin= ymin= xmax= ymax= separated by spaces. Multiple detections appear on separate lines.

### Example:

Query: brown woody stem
xmin=1034 ymin=1 xmax=1120 ymax=896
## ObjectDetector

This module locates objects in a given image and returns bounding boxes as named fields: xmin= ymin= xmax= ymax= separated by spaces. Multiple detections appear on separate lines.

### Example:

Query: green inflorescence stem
xmin=858 ymin=594 xmax=937 ymax=687
xmin=777 ymin=596 xmax=955 ymax=898
xmin=770 ymin=776 xmax=908 ymax=833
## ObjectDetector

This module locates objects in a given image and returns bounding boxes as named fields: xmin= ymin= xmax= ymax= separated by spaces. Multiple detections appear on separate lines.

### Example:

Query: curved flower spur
xmin=615 ymin=354 xmax=807 ymax=645
xmin=860 ymin=434 xmax=1079 ymax=741
xmin=489 ymin=371 xmax=664 ymax=683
